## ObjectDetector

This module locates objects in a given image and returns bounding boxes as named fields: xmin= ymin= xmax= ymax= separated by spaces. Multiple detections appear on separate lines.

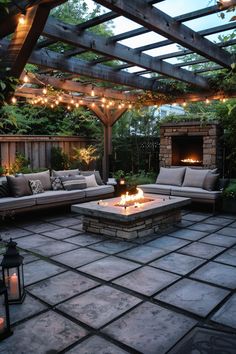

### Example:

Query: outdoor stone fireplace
xmin=159 ymin=122 xmax=222 ymax=170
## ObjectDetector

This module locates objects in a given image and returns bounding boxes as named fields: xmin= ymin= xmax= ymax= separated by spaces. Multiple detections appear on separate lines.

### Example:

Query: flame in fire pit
xmin=115 ymin=188 xmax=153 ymax=208
xmin=181 ymin=158 xmax=202 ymax=164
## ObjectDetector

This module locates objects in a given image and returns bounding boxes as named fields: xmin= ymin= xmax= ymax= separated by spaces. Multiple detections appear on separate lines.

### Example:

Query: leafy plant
xmin=51 ymin=146 xmax=70 ymax=170
xmin=125 ymin=170 xmax=156 ymax=187
xmin=9 ymin=153 xmax=30 ymax=175
xmin=112 ymin=170 xmax=125 ymax=180
xmin=223 ymin=180 xmax=236 ymax=199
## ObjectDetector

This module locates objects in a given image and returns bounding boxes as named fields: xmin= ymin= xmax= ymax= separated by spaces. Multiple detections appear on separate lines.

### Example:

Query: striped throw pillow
xmin=61 ymin=176 xmax=87 ymax=191
xmin=0 ymin=181 xmax=11 ymax=197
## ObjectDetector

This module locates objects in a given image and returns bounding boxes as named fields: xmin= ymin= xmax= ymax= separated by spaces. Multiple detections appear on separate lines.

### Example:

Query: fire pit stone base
xmin=82 ymin=209 xmax=181 ymax=240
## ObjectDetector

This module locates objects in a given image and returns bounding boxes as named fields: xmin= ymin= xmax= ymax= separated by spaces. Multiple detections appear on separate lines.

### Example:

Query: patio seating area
xmin=0 ymin=208 xmax=236 ymax=353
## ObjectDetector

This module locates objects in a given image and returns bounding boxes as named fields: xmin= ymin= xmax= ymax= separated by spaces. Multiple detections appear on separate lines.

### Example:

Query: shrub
xmin=51 ymin=146 xmax=70 ymax=170
xmin=223 ymin=179 xmax=236 ymax=199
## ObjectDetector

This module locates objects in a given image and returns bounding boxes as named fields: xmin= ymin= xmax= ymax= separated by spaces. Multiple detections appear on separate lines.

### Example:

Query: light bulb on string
xmin=71 ymin=97 xmax=74 ymax=104
xmin=182 ymin=101 xmax=187 ymax=107
xmin=102 ymin=96 xmax=106 ymax=103
xmin=19 ymin=13 xmax=26 ymax=25
xmin=11 ymin=96 xmax=17 ymax=104
xmin=75 ymin=102 xmax=79 ymax=108
xmin=23 ymin=73 xmax=29 ymax=83
xmin=42 ymin=87 xmax=47 ymax=95
xmin=205 ymin=98 xmax=210 ymax=104
xmin=91 ymin=86 xmax=95 ymax=97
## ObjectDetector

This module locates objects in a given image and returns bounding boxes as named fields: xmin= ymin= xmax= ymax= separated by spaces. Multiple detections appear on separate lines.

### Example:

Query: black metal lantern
xmin=0 ymin=279 xmax=12 ymax=340
xmin=1 ymin=239 xmax=25 ymax=304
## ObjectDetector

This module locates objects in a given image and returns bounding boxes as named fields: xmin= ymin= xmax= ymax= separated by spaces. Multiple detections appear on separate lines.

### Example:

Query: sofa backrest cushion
xmin=52 ymin=169 xmax=79 ymax=177
xmin=6 ymin=175 xmax=32 ymax=197
xmin=203 ymin=173 xmax=219 ymax=191
xmin=29 ymin=180 xmax=44 ymax=194
xmin=80 ymin=170 xmax=103 ymax=185
xmin=84 ymin=174 xmax=98 ymax=188
xmin=156 ymin=167 xmax=186 ymax=186
xmin=0 ymin=181 xmax=11 ymax=197
xmin=61 ymin=175 xmax=87 ymax=191
xmin=182 ymin=167 xmax=210 ymax=188
xmin=24 ymin=170 xmax=51 ymax=190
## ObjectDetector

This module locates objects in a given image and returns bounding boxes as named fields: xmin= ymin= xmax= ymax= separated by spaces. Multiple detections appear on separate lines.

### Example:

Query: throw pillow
xmin=29 ymin=180 xmax=44 ymax=194
xmin=61 ymin=176 xmax=87 ymax=191
xmin=84 ymin=174 xmax=98 ymax=188
xmin=24 ymin=170 xmax=51 ymax=190
xmin=203 ymin=173 xmax=219 ymax=191
xmin=52 ymin=169 xmax=79 ymax=177
xmin=182 ymin=167 xmax=210 ymax=188
xmin=156 ymin=167 xmax=186 ymax=186
xmin=50 ymin=177 xmax=64 ymax=191
xmin=0 ymin=181 xmax=11 ymax=197
xmin=80 ymin=170 xmax=103 ymax=185
xmin=6 ymin=175 xmax=32 ymax=197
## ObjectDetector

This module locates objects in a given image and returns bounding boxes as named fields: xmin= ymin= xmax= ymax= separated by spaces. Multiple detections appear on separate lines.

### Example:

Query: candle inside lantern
xmin=9 ymin=273 xmax=19 ymax=298
xmin=0 ymin=317 xmax=5 ymax=334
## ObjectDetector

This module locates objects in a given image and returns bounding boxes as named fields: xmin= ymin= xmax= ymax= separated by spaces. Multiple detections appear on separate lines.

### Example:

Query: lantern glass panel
xmin=3 ymin=267 xmax=21 ymax=301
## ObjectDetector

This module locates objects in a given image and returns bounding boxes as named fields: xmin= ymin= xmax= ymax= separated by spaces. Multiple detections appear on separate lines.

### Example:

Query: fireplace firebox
xmin=172 ymin=136 xmax=203 ymax=166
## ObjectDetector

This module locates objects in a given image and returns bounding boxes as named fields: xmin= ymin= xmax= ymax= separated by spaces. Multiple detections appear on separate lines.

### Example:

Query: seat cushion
xmin=35 ymin=190 xmax=85 ymax=205
xmin=156 ymin=167 xmax=186 ymax=186
xmin=138 ymin=184 xmax=171 ymax=195
xmin=172 ymin=187 xmax=222 ymax=201
xmin=24 ymin=170 xmax=51 ymax=190
xmin=0 ymin=195 xmax=36 ymax=211
xmin=85 ymin=185 xmax=114 ymax=198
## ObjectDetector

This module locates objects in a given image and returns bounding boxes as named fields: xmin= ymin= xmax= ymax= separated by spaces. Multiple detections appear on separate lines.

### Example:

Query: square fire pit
xmin=72 ymin=194 xmax=190 ymax=240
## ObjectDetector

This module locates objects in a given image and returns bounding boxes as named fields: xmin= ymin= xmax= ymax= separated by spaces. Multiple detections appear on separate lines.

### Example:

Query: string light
xmin=75 ymin=102 xmax=79 ymax=108
xmin=128 ymin=104 xmax=132 ymax=109
xmin=19 ymin=13 xmax=25 ymax=25
xmin=42 ymin=87 xmax=47 ymax=95
xmin=222 ymin=97 xmax=227 ymax=103
xmin=91 ymin=86 xmax=95 ymax=97
xmin=172 ymin=102 xmax=177 ymax=106
xmin=23 ymin=73 xmax=29 ymax=83
xmin=58 ymin=95 xmax=62 ymax=101
xmin=11 ymin=97 xmax=17 ymax=104
xmin=50 ymin=104 xmax=54 ymax=108
xmin=55 ymin=100 xmax=59 ymax=105
xmin=91 ymin=102 xmax=95 ymax=107
xmin=67 ymin=105 xmax=71 ymax=110
xmin=79 ymin=99 xmax=83 ymax=104
xmin=205 ymin=98 xmax=210 ymax=104
xmin=182 ymin=101 xmax=187 ymax=107
xmin=71 ymin=97 xmax=74 ymax=104
xmin=102 ymin=96 xmax=106 ymax=103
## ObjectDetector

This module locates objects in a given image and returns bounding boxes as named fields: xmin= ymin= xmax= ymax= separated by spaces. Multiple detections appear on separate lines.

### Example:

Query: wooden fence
xmin=0 ymin=135 xmax=96 ymax=171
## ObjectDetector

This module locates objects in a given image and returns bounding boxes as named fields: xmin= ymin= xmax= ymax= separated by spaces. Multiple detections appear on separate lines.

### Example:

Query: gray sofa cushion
xmin=182 ymin=167 xmax=209 ymax=188
xmin=138 ymin=184 xmax=171 ymax=195
xmin=0 ymin=195 xmax=36 ymax=211
xmin=52 ymin=169 xmax=79 ymax=177
xmin=172 ymin=187 xmax=222 ymax=201
xmin=7 ymin=175 xmax=32 ymax=197
xmin=35 ymin=190 xmax=85 ymax=205
xmin=0 ymin=181 xmax=11 ymax=197
xmin=203 ymin=173 xmax=219 ymax=191
xmin=61 ymin=176 xmax=87 ymax=190
xmin=24 ymin=170 xmax=51 ymax=190
xmin=156 ymin=167 xmax=186 ymax=186
xmin=85 ymin=185 xmax=114 ymax=198
xmin=80 ymin=171 xmax=103 ymax=185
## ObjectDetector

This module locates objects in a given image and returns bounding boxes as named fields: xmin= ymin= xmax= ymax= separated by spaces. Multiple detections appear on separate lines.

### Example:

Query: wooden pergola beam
xmin=0 ymin=4 xmax=52 ymax=79
xmin=96 ymin=0 xmax=234 ymax=69
xmin=42 ymin=17 xmax=209 ymax=88
xmin=21 ymin=72 xmax=137 ymax=101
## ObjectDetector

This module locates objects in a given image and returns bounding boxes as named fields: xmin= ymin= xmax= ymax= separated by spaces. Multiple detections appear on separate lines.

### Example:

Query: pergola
xmin=1 ymin=0 xmax=236 ymax=178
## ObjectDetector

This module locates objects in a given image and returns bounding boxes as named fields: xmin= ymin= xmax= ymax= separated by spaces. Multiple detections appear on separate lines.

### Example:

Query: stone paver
xmin=88 ymin=239 xmax=134 ymax=254
xmin=0 ymin=311 xmax=87 ymax=354
xmin=16 ymin=234 xmax=54 ymax=250
xmin=52 ymin=248 xmax=106 ymax=268
xmin=66 ymin=335 xmax=129 ymax=354
xmin=178 ymin=242 xmax=225 ymax=259
xmin=113 ymin=266 xmax=180 ymax=296
xmin=216 ymin=227 xmax=236 ymax=238
xmin=22 ymin=222 xmax=59 ymax=233
xmin=168 ymin=229 xmax=207 ymax=241
xmin=200 ymin=234 xmax=236 ymax=247
xmin=146 ymin=236 xmax=189 ymax=251
xmin=182 ymin=213 xmax=208 ymax=222
xmin=212 ymin=294 xmax=236 ymax=329
xmin=57 ymin=285 xmax=141 ymax=329
xmin=29 ymin=239 xmax=78 ymax=257
xmin=0 ymin=227 xmax=32 ymax=240
xmin=51 ymin=217 xmax=80 ymax=227
xmin=64 ymin=233 xmax=105 ymax=246
xmin=79 ymin=256 xmax=140 ymax=281
xmin=24 ymin=259 xmax=65 ymax=286
xmin=102 ymin=302 xmax=196 ymax=354
xmin=155 ymin=278 xmax=229 ymax=317
xmin=150 ymin=252 xmax=205 ymax=275
xmin=10 ymin=294 xmax=48 ymax=324
xmin=205 ymin=217 xmax=232 ymax=226
xmin=215 ymin=248 xmax=236 ymax=267
xmin=27 ymin=271 xmax=98 ymax=305
xmin=191 ymin=262 xmax=236 ymax=289
xmin=42 ymin=227 xmax=79 ymax=240
xmin=188 ymin=223 xmax=221 ymax=233
xmin=118 ymin=245 xmax=169 ymax=263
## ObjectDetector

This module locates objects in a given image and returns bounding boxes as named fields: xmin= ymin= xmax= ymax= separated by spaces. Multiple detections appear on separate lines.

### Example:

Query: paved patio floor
xmin=1 ymin=208 xmax=236 ymax=353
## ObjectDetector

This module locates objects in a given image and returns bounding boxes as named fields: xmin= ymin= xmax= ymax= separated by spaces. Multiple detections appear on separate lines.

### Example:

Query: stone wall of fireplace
xmin=159 ymin=122 xmax=222 ymax=170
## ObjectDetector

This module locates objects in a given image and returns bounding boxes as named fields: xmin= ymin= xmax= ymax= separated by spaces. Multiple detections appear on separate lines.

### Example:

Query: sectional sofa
xmin=139 ymin=167 xmax=222 ymax=212
xmin=0 ymin=169 xmax=114 ymax=218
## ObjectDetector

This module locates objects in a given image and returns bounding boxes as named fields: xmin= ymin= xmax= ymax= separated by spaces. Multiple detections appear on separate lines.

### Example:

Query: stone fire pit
xmin=72 ymin=194 xmax=190 ymax=240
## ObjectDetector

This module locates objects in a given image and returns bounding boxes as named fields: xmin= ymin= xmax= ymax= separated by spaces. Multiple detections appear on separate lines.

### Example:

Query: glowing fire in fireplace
xmin=181 ymin=158 xmax=202 ymax=164
xmin=115 ymin=188 xmax=153 ymax=208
